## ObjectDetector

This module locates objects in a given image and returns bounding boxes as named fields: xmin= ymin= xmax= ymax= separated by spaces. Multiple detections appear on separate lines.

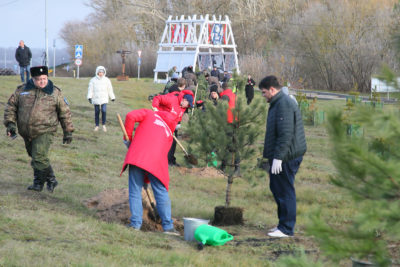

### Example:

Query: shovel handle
xmin=172 ymin=134 xmax=189 ymax=156
xmin=117 ymin=113 xmax=129 ymax=140
xmin=191 ymin=83 xmax=199 ymax=115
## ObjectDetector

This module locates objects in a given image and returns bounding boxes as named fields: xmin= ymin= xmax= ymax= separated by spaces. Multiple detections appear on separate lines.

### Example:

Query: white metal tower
xmin=154 ymin=14 xmax=240 ymax=83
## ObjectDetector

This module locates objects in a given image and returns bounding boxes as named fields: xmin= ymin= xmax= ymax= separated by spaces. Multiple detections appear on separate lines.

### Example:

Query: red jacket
xmin=219 ymin=89 xmax=236 ymax=123
xmin=121 ymin=109 xmax=178 ymax=190
xmin=152 ymin=90 xmax=194 ymax=122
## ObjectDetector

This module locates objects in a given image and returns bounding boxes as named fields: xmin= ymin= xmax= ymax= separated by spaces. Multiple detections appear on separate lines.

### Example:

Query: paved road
xmin=289 ymin=88 xmax=398 ymax=104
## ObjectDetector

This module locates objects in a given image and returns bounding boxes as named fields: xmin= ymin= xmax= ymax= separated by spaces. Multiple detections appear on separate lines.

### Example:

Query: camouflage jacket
xmin=4 ymin=79 xmax=74 ymax=140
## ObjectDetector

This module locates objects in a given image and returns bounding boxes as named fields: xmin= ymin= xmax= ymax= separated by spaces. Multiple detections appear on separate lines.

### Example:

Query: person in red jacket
xmin=219 ymin=82 xmax=236 ymax=124
xmin=218 ymin=82 xmax=241 ymax=175
xmin=152 ymin=90 xmax=194 ymax=166
xmin=121 ymin=109 xmax=180 ymax=235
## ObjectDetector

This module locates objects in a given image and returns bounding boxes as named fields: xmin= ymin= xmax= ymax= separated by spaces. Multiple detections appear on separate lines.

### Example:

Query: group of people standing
xmin=4 ymin=49 xmax=306 ymax=238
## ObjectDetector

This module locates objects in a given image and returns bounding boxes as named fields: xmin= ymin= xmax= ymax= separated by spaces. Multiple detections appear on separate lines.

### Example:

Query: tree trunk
xmin=225 ymin=174 xmax=234 ymax=207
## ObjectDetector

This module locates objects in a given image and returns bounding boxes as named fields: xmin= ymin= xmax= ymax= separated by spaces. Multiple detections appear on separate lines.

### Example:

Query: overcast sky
xmin=0 ymin=0 xmax=93 ymax=49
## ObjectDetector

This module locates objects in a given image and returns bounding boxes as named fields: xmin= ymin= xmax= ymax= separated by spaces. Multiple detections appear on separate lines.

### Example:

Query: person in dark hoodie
xmin=4 ymin=66 xmax=74 ymax=193
xmin=15 ymin=40 xmax=32 ymax=83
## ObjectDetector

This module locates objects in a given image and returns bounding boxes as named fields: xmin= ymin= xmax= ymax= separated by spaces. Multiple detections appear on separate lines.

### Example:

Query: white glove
xmin=271 ymin=159 xmax=282 ymax=174
xmin=175 ymin=124 xmax=181 ymax=129
xmin=152 ymin=107 xmax=158 ymax=111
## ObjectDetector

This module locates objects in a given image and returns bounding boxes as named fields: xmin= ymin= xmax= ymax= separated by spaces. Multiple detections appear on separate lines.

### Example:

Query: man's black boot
xmin=46 ymin=165 xmax=58 ymax=193
xmin=27 ymin=168 xmax=46 ymax=191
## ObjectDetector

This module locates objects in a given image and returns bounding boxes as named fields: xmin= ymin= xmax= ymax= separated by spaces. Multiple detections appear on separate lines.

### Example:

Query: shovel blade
xmin=185 ymin=154 xmax=198 ymax=165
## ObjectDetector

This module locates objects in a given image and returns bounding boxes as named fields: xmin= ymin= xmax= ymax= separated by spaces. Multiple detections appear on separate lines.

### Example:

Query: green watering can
xmin=194 ymin=224 xmax=234 ymax=250
xmin=207 ymin=152 xmax=218 ymax=167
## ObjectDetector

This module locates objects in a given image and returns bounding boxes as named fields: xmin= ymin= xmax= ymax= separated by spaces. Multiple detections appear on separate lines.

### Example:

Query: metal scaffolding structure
xmin=154 ymin=14 xmax=240 ymax=83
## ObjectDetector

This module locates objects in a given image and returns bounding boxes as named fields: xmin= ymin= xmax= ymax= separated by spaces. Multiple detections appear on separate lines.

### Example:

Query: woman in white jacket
xmin=87 ymin=66 xmax=115 ymax=132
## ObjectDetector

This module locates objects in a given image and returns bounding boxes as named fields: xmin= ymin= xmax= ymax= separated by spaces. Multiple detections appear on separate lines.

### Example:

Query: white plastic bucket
xmin=183 ymin=217 xmax=210 ymax=241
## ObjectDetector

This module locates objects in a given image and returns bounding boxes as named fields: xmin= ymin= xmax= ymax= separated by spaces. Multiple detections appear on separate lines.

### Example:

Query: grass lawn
xmin=0 ymin=75 xmax=377 ymax=266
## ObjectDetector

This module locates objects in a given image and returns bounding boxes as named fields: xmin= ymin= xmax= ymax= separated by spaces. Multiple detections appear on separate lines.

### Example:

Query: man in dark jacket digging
xmin=4 ymin=66 xmax=74 ymax=193
xmin=259 ymin=75 xmax=306 ymax=238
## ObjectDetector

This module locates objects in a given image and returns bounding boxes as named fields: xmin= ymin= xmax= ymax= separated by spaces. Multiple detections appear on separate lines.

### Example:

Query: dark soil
xmin=212 ymin=206 xmax=244 ymax=226
xmin=83 ymin=188 xmax=183 ymax=233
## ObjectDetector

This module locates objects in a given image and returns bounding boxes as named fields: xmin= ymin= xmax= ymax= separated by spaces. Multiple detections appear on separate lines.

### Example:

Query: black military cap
xmin=30 ymin=66 xmax=48 ymax=77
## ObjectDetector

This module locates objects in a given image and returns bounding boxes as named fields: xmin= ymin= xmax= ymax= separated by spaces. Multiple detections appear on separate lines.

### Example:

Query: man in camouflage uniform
xmin=4 ymin=66 xmax=74 ymax=193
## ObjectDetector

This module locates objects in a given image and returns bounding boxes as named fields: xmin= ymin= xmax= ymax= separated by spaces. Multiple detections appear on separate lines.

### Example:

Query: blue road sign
xmin=75 ymin=45 xmax=83 ymax=59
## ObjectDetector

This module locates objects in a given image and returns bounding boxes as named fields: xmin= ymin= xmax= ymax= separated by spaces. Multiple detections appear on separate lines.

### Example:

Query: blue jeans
xmin=20 ymin=65 xmax=30 ymax=82
xmin=94 ymin=104 xmax=107 ymax=126
xmin=269 ymin=156 xmax=302 ymax=236
xmin=128 ymin=165 xmax=174 ymax=231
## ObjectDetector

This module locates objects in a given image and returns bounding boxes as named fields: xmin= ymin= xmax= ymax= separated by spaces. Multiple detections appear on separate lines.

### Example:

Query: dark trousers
xmin=269 ymin=156 xmax=303 ymax=236
xmin=94 ymin=104 xmax=107 ymax=126
xmin=168 ymin=129 xmax=178 ymax=164
xmin=24 ymin=133 xmax=53 ymax=170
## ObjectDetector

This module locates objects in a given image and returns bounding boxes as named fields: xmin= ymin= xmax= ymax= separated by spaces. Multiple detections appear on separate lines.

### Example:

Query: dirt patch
xmin=175 ymin=166 xmax=225 ymax=178
xmin=213 ymin=206 xmax=244 ymax=226
xmin=83 ymin=188 xmax=183 ymax=233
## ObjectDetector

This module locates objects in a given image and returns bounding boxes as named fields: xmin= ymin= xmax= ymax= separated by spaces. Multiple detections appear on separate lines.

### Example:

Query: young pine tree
xmin=187 ymin=79 xmax=266 ymax=207
xmin=307 ymin=105 xmax=400 ymax=266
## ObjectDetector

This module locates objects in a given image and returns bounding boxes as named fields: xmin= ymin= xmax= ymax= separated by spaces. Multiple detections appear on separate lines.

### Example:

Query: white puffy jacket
xmin=87 ymin=66 xmax=115 ymax=105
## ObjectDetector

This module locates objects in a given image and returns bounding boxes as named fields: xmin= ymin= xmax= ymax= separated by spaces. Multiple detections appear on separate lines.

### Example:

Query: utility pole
xmin=4 ymin=48 xmax=6 ymax=68
xmin=53 ymin=39 xmax=56 ymax=77
xmin=45 ymin=0 xmax=49 ymax=67
xmin=137 ymin=50 xmax=142 ymax=80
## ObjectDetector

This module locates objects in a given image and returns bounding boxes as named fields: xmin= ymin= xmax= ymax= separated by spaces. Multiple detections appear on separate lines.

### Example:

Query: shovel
xmin=150 ymin=107 xmax=198 ymax=165
xmin=117 ymin=113 xmax=161 ymax=223
xmin=172 ymin=135 xmax=198 ymax=165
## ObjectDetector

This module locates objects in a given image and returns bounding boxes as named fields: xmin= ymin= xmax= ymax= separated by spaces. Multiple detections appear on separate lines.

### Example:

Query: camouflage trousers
xmin=23 ymin=133 xmax=53 ymax=170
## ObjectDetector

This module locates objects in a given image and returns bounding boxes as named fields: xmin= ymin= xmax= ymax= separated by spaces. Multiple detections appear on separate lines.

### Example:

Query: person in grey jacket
xmin=15 ymin=40 xmax=32 ymax=83
xmin=259 ymin=75 xmax=306 ymax=238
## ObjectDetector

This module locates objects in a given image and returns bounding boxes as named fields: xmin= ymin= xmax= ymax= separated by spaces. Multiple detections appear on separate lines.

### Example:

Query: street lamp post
xmin=53 ymin=39 xmax=56 ymax=77
xmin=137 ymin=50 xmax=142 ymax=80
xmin=45 ymin=0 xmax=48 ymax=67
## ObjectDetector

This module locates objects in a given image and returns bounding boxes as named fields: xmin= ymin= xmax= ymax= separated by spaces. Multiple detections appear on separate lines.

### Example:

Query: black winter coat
xmin=15 ymin=46 xmax=32 ymax=66
xmin=245 ymin=78 xmax=255 ymax=101
xmin=263 ymin=91 xmax=306 ymax=161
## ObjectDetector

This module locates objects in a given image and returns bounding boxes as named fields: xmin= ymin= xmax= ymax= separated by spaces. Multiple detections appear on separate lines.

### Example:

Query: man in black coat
xmin=259 ymin=75 xmax=306 ymax=238
xmin=245 ymin=74 xmax=256 ymax=105
xmin=210 ymin=66 xmax=219 ymax=80
xmin=15 ymin=40 xmax=32 ymax=83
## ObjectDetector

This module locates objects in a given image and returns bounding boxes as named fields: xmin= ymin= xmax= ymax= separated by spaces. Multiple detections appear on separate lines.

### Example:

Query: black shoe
xmin=47 ymin=179 xmax=58 ymax=193
xmin=46 ymin=166 xmax=58 ymax=193
xmin=27 ymin=183 xmax=44 ymax=191
xmin=27 ymin=169 xmax=44 ymax=191
xmin=163 ymin=228 xmax=180 ymax=236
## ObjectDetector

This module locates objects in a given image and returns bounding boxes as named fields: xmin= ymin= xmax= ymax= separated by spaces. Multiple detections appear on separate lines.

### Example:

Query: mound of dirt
xmin=84 ymin=188 xmax=183 ymax=233
xmin=175 ymin=166 xmax=225 ymax=178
